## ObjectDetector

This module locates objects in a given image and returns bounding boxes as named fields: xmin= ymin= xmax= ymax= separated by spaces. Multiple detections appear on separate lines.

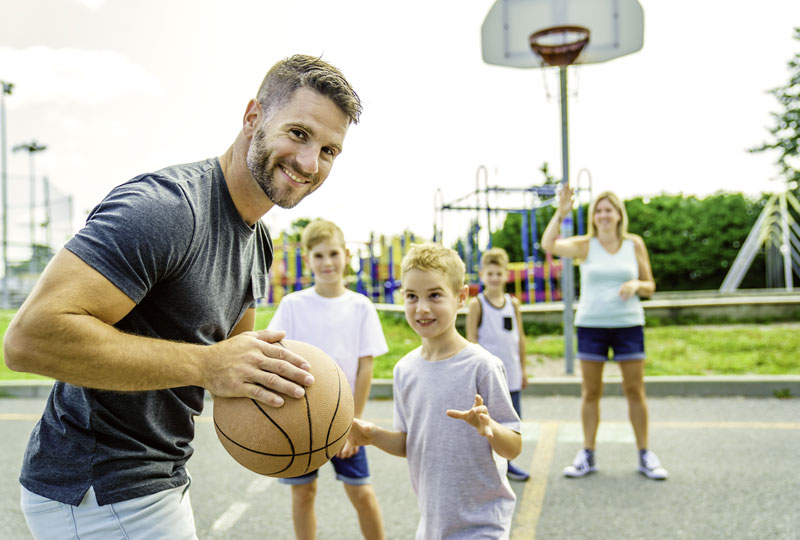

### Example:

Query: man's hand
xmin=203 ymin=329 xmax=315 ymax=407
xmin=446 ymin=394 xmax=494 ymax=439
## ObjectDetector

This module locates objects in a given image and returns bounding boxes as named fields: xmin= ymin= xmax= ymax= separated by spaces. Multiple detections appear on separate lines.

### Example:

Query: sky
xmin=1 ymin=0 xmax=799 ymax=259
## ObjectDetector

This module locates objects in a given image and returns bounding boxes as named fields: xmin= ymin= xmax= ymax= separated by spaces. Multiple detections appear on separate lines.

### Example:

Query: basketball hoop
xmin=529 ymin=25 xmax=590 ymax=67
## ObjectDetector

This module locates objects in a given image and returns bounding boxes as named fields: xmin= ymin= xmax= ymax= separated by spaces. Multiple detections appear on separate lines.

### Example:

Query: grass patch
xmin=525 ymin=323 xmax=800 ymax=376
xmin=1 ymin=307 xmax=797 ymax=381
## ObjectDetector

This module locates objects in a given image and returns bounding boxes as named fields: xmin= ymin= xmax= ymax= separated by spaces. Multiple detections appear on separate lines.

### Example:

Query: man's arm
xmin=3 ymin=249 xmax=313 ymax=407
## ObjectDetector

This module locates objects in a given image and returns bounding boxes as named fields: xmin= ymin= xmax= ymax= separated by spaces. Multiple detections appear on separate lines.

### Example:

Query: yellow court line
xmin=551 ymin=419 xmax=800 ymax=431
xmin=511 ymin=421 xmax=558 ymax=540
xmin=654 ymin=420 xmax=800 ymax=430
xmin=0 ymin=413 xmax=41 ymax=421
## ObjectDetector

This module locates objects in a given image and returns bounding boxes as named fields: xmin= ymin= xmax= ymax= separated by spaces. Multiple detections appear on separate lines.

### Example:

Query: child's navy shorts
xmin=279 ymin=445 xmax=371 ymax=486
xmin=576 ymin=326 xmax=645 ymax=362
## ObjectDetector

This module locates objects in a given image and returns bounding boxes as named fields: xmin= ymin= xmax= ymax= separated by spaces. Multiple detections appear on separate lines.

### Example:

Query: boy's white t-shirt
xmin=393 ymin=343 xmax=520 ymax=540
xmin=267 ymin=288 xmax=389 ymax=392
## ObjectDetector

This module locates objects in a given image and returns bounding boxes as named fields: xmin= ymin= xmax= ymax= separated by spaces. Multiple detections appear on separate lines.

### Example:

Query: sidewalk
xmin=3 ymin=374 xmax=799 ymax=399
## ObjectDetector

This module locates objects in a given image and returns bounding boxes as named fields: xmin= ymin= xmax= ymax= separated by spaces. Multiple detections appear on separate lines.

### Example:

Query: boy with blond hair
xmin=267 ymin=218 xmax=388 ymax=540
xmin=349 ymin=242 xmax=521 ymax=540
xmin=466 ymin=247 xmax=530 ymax=482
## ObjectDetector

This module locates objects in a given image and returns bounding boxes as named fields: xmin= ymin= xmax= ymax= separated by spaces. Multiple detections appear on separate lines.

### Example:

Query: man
xmin=4 ymin=54 xmax=361 ymax=540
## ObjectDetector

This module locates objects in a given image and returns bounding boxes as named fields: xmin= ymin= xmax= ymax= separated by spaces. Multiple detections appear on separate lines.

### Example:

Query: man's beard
xmin=246 ymin=127 xmax=316 ymax=209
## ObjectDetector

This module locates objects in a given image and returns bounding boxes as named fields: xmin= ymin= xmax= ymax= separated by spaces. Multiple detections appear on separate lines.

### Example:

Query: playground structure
xmin=267 ymin=176 xmax=588 ymax=307
xmin=268 ymin=231 xmax=417 ymax=306
xmin=720 ymin=188 xmax=800 ymax=292
xmin=434 ymin=165 xmax=591 ymax=304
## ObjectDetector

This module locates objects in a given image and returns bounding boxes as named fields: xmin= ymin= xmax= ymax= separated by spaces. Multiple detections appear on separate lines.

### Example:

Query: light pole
xmin=0 ymin=80 xmax=13 ymax=308
xmin=13 ymin=140 xmax=47 ymax=274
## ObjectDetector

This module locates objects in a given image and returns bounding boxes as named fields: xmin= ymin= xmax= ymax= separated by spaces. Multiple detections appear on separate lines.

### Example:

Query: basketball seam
xmin=324 ymin=365 xmax=343 ymax=460
xmin=303 ymin=393 xmax=313 ymax=473
xmin=214 ymin=419 xmax=349 ymax=458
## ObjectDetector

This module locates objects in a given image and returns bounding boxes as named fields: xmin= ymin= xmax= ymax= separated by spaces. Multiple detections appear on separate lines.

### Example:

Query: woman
xmin=541 ymin=185 xmax=668 ymax=480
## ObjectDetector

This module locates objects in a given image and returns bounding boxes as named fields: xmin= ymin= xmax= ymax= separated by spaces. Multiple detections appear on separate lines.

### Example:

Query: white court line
xmin=246 ymin=476 xmax=275 ymax=495
xmin=211 ymin=501 xmax=251 ymax=533
xmin=519 ymin=420 xmax=635 ymax=443
xmin=210 ymin=477 xmax=274 ymax=534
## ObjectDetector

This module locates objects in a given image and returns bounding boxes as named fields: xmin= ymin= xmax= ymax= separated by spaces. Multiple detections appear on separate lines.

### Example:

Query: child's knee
xmin=346 ymin=484 xmax=377 ymax=509
xmin=292 ymin=481 xmax=318 ymax=505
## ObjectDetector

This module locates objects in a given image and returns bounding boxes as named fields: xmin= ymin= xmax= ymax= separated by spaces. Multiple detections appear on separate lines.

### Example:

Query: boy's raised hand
xmin=446 ymin=394 xmax=494 ymax=439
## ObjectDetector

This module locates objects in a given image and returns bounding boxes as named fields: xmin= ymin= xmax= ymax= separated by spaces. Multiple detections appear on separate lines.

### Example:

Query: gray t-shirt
xmin=19 ymin=158 xmax=273 ymax=506
xmin=393 ymin=342 xmax=521 ymax=540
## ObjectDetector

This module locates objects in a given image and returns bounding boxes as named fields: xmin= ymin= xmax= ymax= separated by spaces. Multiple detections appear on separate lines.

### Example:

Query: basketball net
xmin=529 ymin=25 xmax=590 ymax=67
xmin=531 ymin=25 xmax=589 ymax=101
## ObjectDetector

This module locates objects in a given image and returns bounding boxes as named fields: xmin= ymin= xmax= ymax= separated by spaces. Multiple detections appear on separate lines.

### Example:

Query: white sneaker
xmin=563 ymin=449 xmax=597 ymax=478
xmin=638 ymin=450 xmax=669 ymax=480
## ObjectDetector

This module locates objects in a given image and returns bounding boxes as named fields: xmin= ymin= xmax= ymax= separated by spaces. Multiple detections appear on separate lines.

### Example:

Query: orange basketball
xmin=213 ymin=339 xmax=354 ymax=477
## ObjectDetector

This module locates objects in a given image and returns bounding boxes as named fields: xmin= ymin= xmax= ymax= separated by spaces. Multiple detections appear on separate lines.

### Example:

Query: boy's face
xmin=402 ymin=268 xmax=467 ymax=341
xmin=480 ymin=263 xmax=507 ymax=292
xmin=306 ymin=238 xmax=349 ymax=286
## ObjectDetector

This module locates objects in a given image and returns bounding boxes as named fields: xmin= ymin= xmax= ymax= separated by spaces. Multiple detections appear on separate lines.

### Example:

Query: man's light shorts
xmin=20 ymin=480 xmax=197 ymax=540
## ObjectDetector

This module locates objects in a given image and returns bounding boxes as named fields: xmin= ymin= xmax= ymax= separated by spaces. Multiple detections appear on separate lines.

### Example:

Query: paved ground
xmin=1 ymin=394 xmax=799 ymax=540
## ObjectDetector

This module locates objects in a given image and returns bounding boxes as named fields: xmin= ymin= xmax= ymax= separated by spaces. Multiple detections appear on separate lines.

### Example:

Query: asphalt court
xmin=1 ymin=395 xmax=798 ymax=540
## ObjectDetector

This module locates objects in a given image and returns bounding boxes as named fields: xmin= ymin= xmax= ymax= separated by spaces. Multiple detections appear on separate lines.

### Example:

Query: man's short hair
xmin=301 ymin=219 xmax=346 ymax=253
xmin=401 ymin=243 xmax=465 ymax=294
xmin=257 ymin=54 xmax=362 ymax=125
xmin=480 ymin=247 xmax=509 ymax=269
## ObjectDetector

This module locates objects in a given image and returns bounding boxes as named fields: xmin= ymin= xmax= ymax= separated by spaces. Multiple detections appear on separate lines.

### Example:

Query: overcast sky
xmin=2 ymin=0 xmax=799 ymax=257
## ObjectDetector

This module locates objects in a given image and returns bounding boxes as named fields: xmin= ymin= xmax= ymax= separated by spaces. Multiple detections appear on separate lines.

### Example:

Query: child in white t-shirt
xmin=267 ymin=219 xmax=388 ymax=540
xmin=349 ymin=243 xmax=521 ymax=540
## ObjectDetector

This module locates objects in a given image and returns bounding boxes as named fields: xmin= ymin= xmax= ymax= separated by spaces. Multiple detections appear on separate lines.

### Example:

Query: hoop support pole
xmin=559 ymin=65 xmax=576 ymax=375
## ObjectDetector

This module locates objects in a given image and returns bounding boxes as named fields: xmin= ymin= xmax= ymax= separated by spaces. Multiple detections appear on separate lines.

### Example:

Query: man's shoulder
xmin=149 ymin=158 xmax=220 ymax=184
xmin=102 ymin=159 xmax=218 ymax=213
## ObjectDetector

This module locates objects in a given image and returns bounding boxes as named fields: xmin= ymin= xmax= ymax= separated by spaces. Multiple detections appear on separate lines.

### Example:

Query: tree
xmin=489 ymin=192 xmax=766 ymax=292
xmin=626 ymin=193 xmax=765 ymax=291
xmin=750 ymin=27 xmax=800 ymax=190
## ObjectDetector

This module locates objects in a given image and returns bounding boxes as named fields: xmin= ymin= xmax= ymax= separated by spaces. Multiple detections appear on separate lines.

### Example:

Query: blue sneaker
xmin=507 ymin=461 xmax=530 ymax=482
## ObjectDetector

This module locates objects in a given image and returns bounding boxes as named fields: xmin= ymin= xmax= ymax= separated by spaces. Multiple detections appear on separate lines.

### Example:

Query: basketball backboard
xmin=481 ymin=0 xmax=644 ymax=68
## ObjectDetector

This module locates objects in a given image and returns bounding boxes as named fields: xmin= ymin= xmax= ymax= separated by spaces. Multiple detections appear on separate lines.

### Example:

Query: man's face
xmin=246 ymin=87 xmax=349 ymax=209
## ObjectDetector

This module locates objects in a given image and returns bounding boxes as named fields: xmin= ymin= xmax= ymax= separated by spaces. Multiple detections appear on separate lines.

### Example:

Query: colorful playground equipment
xmin=269 ymin=226 xmax=564 ymax=306
xmin=269 ymin=231 xmax=416 ymax=305
xmin=434 ymin=165 xmax=589 ymax=304
xmin=268 ymin=163 xmax=590 ymax=306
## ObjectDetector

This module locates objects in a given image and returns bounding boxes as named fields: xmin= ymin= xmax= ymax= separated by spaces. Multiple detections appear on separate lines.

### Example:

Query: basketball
xmin=213 ymin=339 xmax=354 ymax=477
